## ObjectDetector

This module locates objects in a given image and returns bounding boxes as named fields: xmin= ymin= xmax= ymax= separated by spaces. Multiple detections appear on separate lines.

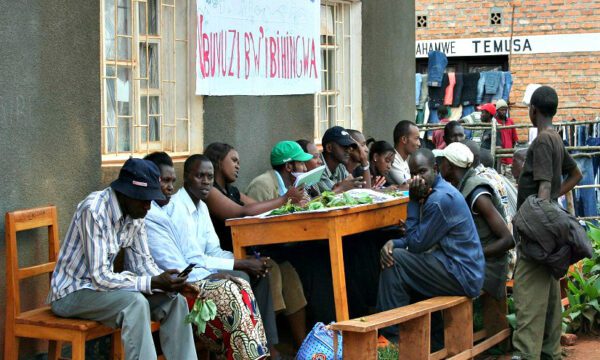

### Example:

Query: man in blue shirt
xmin=377 ymin=148 xmax=485 ymax=339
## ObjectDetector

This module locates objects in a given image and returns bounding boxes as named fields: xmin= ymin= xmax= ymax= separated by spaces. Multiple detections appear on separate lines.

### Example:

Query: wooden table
xmin=226 ymin=197 xmax=409 ymax=321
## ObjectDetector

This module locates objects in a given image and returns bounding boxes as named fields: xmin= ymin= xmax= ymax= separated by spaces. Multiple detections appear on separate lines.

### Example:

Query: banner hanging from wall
xmin=195 ymin=0 xmax=321 ymax=96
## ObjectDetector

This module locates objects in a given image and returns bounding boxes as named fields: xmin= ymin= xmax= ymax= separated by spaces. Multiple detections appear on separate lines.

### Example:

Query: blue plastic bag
xmin=296 ymin=322 xmax=343 ymax=360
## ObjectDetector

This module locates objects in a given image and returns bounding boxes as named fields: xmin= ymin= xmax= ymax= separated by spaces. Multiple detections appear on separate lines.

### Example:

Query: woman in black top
xmin=368 ymin=140 xmax=396 ymax=189
xmin=204 ymin=142 xmax=308 ymax=350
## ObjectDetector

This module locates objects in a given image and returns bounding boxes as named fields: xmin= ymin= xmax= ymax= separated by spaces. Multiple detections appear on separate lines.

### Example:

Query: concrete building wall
xmin=0 ymin=1 xmax=101 ymax=357
xmin=203 ymin=96 xmax=315 ymax=188
xmin=362 ymin=0 xmax=416 ymax=143
xmin=416 ymin=0 xmax=600 ymax=127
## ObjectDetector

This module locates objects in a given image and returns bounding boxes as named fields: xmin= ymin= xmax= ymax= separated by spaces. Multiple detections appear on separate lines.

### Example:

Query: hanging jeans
xmin=416 ymin=74 xmax=422 ymax=106
xmin=485 ymin=71 xmax=502 ymax=95
xmin=502 ymin=72 xmax=513 ymax=102
xmin=587 ymin=138 xmax=600 ymax=177
xmin=461 ymin=105 xmax=476 ymax=139
xmin=427 ymin=51 xmax=448 ymax=87
xmin=574 ymin=157 xmax=598 ymax=218
xmin=491 ymin=72 xmax=505 ymax=101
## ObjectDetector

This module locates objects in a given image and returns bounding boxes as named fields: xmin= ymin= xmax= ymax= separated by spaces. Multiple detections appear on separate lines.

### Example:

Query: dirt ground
xmin=477 ymin=334 xmax=600 ymax=359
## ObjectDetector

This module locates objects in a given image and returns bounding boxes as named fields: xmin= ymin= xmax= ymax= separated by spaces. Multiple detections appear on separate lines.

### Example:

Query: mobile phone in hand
xmin=177 ymin=263 xmax=196 ymax=278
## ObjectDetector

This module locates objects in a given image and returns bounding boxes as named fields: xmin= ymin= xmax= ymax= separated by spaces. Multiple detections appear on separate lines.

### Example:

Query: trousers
xmin=376 ymin=249 xmax=467 ymax=343
xmin=512 ymin=256 xmax=562 ymax=360
xmin=51 ymin=289 xmax=196 ymax=360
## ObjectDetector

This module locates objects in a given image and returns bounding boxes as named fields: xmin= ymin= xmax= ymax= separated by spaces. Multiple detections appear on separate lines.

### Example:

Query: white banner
xmin=195 ymin=0 xmax=321 ymax=96
xmin=416 ymin=33 xmax=600 ymax=58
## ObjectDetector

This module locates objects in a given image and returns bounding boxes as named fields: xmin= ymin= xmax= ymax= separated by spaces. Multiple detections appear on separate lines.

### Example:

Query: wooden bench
xmin=3 ymin=206 xmax=163 ymax=360
xmin=331 ymin=294 xmax=510 ymax=360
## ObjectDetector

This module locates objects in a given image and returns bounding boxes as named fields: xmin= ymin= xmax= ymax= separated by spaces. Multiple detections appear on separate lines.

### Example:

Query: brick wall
xmin=416 ymin=0 xmax=600 ymax=136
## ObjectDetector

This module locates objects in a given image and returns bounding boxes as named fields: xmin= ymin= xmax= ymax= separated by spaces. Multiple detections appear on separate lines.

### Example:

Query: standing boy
xmin=511 ymin=86 xmax=582 ymax=360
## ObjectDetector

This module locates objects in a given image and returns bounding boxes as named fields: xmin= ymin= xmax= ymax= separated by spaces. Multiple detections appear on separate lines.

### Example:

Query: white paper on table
xmin=293 ymin=165 xmax=327 ymax=188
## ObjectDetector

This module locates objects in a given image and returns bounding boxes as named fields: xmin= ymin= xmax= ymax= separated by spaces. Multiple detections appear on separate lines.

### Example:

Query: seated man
xmin=388 ymin=120 xmax=421 ymax=188
xmin=246 ymin=140 xmax=312 ymax=202
xmin=144 ymin=152 xmax=269 ymax=360
xmin=377 ymin=149 xmax=485 ymax=338
xmin=317 ymin=126 xmax=367 ymax=193
xmin=435 ymin=142 xmax=514 ymax=300
xmin=48 ymin=158 xmax=196 ymax=360
xmin=166 ymin=154 xmax=280 ymax=354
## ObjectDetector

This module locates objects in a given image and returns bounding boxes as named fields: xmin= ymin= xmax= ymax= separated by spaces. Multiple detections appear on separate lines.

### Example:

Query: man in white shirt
xmin=388 ymin=120 xmax=421 ymax=187
xmin=49 ymin=158 xmax=196 ymax=360
xmin=168 ymin=154 xmax=280 ymax=350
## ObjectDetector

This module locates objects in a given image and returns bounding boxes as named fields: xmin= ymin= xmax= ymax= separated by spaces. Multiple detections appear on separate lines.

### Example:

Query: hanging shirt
xmin=48 ymin=187 xmax=161 ymax=302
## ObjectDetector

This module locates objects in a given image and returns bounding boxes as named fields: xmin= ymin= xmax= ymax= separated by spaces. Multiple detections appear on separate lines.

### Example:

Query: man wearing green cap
xmin=246 ymin=140 xmax=313 ymax=202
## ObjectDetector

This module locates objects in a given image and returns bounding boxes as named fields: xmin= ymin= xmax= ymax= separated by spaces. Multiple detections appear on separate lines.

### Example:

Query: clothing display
xmin=443 ymin=72 xmax=456 ymax=106
xmin=427 ymin=51 xmax=448 ymax=87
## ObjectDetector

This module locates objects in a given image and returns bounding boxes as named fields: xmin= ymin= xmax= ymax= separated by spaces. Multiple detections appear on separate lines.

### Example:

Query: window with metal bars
xmin=315 ymin=1 xmax=362 ymax=143
xmin=416 ymin=15 xmax=427 ymax=28
xmin=101 ymin=0 xmax=191 ymax=160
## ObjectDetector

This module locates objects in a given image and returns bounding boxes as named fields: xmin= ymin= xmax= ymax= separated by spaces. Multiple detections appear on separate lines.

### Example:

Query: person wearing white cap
xmin=495 ymin=99 xmax=519 ymax=180
xmin=434 ymin=142 xmax=514 ymax=301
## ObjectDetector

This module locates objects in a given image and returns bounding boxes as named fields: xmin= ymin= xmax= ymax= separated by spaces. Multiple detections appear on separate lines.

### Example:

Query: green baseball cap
xmin=270 ymin=141 xmax=314 ymax=166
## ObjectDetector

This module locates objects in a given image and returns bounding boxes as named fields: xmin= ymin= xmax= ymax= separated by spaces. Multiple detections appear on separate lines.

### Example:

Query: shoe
xmin=511 ymin=356 xmax=523 ymax=360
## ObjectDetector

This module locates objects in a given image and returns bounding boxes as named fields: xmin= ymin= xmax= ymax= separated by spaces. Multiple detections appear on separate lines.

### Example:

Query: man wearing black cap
xmin=48 ymin=158 xmax=196 ymax=360
xmin=316 ymin=126 xmax=368 ymax=193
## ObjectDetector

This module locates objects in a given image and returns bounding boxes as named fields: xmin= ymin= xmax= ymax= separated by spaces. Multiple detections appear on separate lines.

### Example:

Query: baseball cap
xmin=321 ymin=126 xmax=356 ymax=147
xmin=495 ymin=99 xmax=508 ymax=109
xmin=111 ymin=158 xmax=166 ymax=201
xmin=270 ymin=141 xmax=314 ymax=166
xmin=433 ymin=142 xmax=474 ymax=169
xmin=522 ymin=84 xmax=542 ymax=105
xmin=477 ymin=103 xmax=497 ymax=116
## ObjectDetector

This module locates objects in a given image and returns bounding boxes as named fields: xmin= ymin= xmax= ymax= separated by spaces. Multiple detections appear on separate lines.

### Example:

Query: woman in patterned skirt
xmin=188 ymin=275 xmax=269 ymax=360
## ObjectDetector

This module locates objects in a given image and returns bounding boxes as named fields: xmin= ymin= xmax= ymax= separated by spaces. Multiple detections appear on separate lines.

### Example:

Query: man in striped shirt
xmin=48 ymin=158 xmax=196 ymax=360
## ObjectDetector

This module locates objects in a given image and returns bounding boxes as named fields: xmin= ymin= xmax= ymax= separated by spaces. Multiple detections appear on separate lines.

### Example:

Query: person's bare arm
xmin=537 ymin=180 xmax=551 ymax=201
xmin=205 ymin=187 xmax=304 ymax=221
xmin=473 ymin=194 xmax=514 ymax=257
xmin=559 ymin=166 xmax=582 ymax=197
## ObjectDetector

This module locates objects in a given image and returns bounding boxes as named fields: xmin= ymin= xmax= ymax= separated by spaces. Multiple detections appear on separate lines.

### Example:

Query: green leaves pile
xmin=185 ymin=298 xmax=217 ymax=335
xmin=268 ymin=191 xmax=374 ymax=216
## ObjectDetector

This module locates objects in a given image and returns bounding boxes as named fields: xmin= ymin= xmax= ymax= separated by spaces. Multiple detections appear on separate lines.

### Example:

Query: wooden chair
xmin=3 ymin=206 xmax=122 ymax=360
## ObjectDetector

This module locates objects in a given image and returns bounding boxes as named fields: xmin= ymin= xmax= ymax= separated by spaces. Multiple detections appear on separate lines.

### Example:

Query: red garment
xmin=498 ymin=117 xmax=519 ymax=164
xmin=432 ymin=118 xmax=450 ymax=149
xmin=444 ymin=72 xmax=456 ymax=106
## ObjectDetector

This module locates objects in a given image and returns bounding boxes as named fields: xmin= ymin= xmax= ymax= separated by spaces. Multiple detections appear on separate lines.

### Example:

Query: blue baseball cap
xmin=322 ymin=126 xmax=356 ymax=147
xmin=110 ymin=158 xmax=166 ymax=201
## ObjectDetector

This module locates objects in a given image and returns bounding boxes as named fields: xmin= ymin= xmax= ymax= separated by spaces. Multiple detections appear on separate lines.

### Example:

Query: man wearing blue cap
xmin=317 ymin=126 xmax=368 ymax=193
xmin=48 ymin=158 xmax=196 ymax=360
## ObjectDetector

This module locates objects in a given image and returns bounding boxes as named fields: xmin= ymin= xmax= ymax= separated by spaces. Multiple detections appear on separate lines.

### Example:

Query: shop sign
xmin=416 ymin=33 xmax=600 ymax=58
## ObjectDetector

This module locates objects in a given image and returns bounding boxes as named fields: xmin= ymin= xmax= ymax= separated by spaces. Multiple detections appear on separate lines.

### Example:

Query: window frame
xmin=100 ymin=0 xmax=201 ymax=164
xmin=314 ymin=0 xmax=362 ymax=144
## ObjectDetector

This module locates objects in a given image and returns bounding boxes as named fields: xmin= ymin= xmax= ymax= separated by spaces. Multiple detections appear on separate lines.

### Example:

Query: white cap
xmin=495 ymin=99 xmax=508 ymax=109
xmin=433 ymin=142 xmax=474 ymax=168
xmin=522 ymin=84 xmax=542 ymax=106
